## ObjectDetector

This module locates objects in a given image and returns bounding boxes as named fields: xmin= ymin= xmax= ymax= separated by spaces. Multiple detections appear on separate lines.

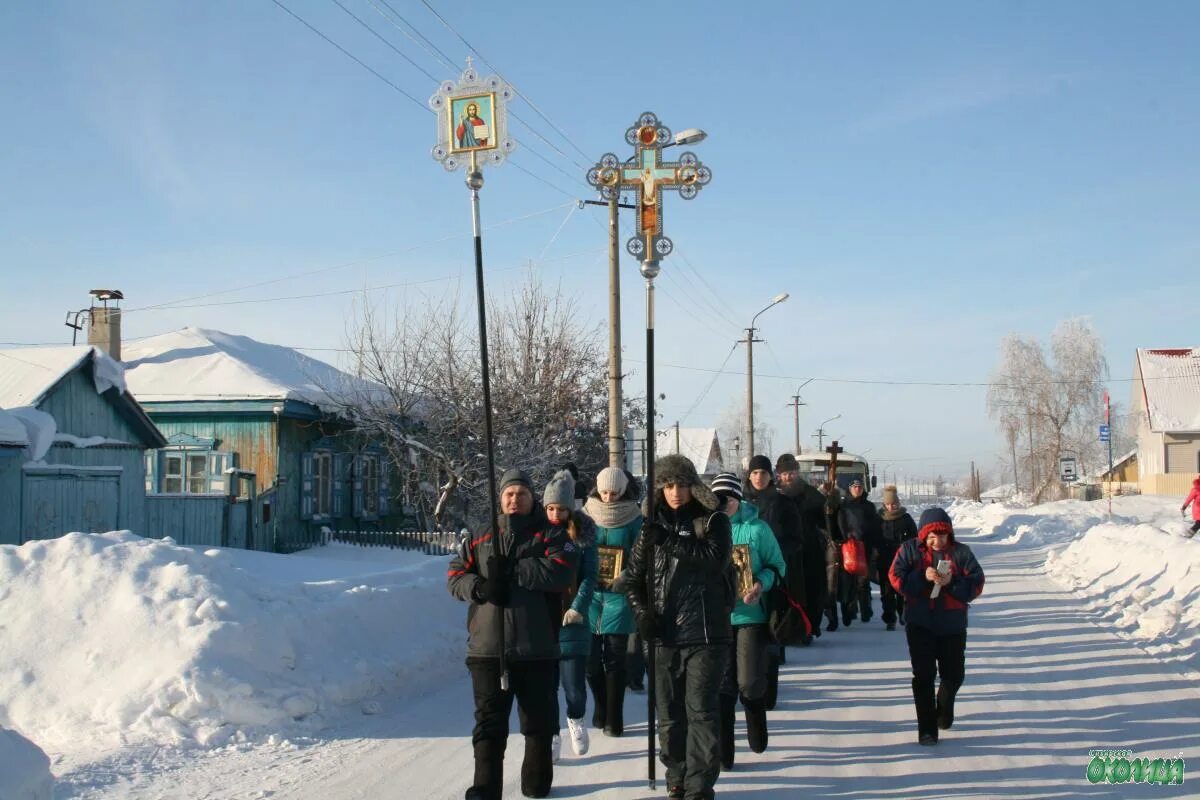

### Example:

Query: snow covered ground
xmin=2 ymin=497 xmax=1198 ymax=798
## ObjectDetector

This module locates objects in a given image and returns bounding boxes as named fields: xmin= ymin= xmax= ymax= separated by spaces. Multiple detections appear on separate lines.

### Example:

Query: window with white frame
xmin=148 ymin=445 xmax=232 ymax=495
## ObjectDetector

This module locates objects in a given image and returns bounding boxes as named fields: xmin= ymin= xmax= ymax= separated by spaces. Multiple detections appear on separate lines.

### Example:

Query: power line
xmin=680 ymin=342 xmax=739 ymax=425
xmin=271 ymin=0 xmax=432 ymax=115
xmin=328 ymin=0 xmax=441 ymax=84
xmin=365 ymin=0 xmax=460 ymax=74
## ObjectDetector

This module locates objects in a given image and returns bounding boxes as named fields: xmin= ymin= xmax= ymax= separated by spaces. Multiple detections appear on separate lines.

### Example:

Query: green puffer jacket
xmin=582 ymin=497 xmax=642 ymax=636
xmin=729 ymin=500 xmax=786 ymax=627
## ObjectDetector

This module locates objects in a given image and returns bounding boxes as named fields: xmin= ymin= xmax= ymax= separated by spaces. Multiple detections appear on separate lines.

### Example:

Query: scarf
xmin=583 ymin=496 xmax=641 ymax=529
xmin=882 ymin=506 xmax=908 ymax=522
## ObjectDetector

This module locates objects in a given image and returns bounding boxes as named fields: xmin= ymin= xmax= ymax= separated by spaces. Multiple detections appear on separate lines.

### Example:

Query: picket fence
xmin=328 ymin=528 xmax=460 ymax=556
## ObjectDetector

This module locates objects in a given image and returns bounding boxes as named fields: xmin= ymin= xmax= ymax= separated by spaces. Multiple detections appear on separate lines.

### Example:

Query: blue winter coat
xmin=558 ymin=515 xmax=599 ymax=658
xmin=888 ymin=533 xmax=985 ymax=635
xmin=583 ymin=497 xmax=642 ymax=636
xmin=729 ymin=501 xmax=786 ymax=626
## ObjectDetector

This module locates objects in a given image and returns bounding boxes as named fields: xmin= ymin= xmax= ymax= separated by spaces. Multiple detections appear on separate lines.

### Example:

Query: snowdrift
xmin=0 ymin=727 xmax=53 ymax=800
xmin=950 ymin=495 xmax=1200 ymax=674
xmin=0 ymin=534 xmax=464 ymax=753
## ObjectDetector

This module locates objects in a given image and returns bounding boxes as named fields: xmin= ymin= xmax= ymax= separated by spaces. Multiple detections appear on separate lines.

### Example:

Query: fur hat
xmin=595 ymin=466 xmax=629 ymax=497
xmin=499 ymin=467 xmax=532 ymax=494
xmin=748 ymin=455 xmax=773 ymax=475
xmin=775 ymin=453 xmax=800 ymax=473
xmin=709 ymin=472 xmax=743 ymax=503
xmin=917 ymin=507 xmax=954 ymax=541
xmin=652 ymin=454 xmax=718 ymax=511
xmin=542 ymin=469 xmax=575 ymax=509
xmin=882 ymin=484 xmax=900 ymax=506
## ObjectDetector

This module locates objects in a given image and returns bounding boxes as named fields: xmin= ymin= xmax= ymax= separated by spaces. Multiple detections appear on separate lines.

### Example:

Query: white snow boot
xmin=550 ymin=734 xmax=561 ymax=764
xmin=566 ymin=717 xmax=589 ymax=756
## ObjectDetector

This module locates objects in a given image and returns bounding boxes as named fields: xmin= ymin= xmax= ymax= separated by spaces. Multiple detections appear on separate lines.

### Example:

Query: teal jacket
xmin=583 ymin=498 xmax=643 ymax=636
xmin=729 ymin=501 xmax=786 ymax=627
xmin=559 ymin=516 xmax=599 ymax=658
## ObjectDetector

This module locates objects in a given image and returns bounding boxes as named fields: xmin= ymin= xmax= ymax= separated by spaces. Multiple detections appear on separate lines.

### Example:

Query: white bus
xmin=794 ymin=451 xmax=876 ymax=495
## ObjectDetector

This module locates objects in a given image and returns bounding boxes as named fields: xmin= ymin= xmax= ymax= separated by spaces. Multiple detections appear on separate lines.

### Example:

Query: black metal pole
xmin=468 ymin=158 xmax=506 ymax=692
xmin=642 ymin=259 xmax=659 ymax=791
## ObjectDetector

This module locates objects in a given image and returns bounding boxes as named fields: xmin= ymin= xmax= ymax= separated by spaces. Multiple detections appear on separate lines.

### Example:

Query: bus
xmin=794 ymin=451 xmax=876 ymax=495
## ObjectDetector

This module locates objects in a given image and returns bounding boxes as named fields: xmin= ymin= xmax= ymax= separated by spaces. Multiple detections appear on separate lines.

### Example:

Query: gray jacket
xmin=447 ymin=505 xmax=579 ymax=660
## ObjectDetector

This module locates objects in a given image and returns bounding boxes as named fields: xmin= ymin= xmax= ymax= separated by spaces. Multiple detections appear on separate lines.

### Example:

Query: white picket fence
xmin=328 ymin=528 xmax=460 ymax=556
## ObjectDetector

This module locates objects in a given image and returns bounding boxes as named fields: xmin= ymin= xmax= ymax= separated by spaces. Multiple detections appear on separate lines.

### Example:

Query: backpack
xmin=761 ymin=564 xmax=812 ymax=645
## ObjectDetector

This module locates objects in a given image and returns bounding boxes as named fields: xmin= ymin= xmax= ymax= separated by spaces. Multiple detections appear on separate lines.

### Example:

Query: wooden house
xmin=0 ymin=346 xmax=166 ymax=544
xmin=1132 ymin=348 xmax=1200 ymax=495
xmin=123 ymin=328 xmax=400 ymax=552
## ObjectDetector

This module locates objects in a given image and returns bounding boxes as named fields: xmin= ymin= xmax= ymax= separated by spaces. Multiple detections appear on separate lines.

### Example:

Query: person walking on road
xmin=1181 ymin=476 xmax=1200 ymax=538
xmin=876 ymin=485 xmax=917 ymax=630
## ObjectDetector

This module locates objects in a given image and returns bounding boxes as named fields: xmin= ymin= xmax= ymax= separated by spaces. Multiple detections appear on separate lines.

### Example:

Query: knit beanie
xmin=542 ymin=469 xmax=575 ymax=509
xmin=917 ymin=507 xmax=954 ymax=540
xmin=882 ymin=484 xmax=899 ymax=506
xmin=748 ymin=455 xmax=773 ymax=475
xmin=595 ymin=466 xmax=629 ymax=497
xmin=709 ymin=472 xmax=743 ymax=503
xmin=499 ymin=467 xmax=532 ymax=494
xmin=775 ymin=453 xmax=799 ymax=473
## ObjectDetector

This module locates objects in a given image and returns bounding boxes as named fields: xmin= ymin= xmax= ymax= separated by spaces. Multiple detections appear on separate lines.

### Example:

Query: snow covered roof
xmin=0 ymin=408 xmax=28 ymax=447
xmin=122 ymin=328 xmax=386 ymax=412
xmin=0 ymin=345 xmax=126 ymax=409
xmin=656 ymin=427 xmax=722 ymax=474
xmin=1135 ymin=348 xmax=1200 ymax=432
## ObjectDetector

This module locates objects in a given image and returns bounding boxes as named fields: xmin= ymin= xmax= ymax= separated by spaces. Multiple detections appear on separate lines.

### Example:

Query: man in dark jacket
xmin=889 ymin=507 xmax=985 ymax=745
xmin=774 ymin=453 xmax=829 ymax=639
xmin=448 ymin=468 xmax=580 ymax=800
xmin=876 ymin=485 xmax=917 ymax=631
xmin=626 ymin=454 xmax=733 ymax=800
xmin=836 ymin=479 xmax=881 ymax=625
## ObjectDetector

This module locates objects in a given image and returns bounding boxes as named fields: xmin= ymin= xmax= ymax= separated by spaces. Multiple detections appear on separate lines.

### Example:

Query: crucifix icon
xmin=586 ymin=112 xmax=711 ymax=263
xmin=826 ymin=440 xmax=845 ymax=488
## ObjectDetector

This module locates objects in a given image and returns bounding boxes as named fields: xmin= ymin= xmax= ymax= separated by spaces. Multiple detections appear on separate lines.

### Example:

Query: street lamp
xmin=813 ymin=414 xmax=841 ymax=451
xmin=744 ymin=292 xmax=790 ymax=456
xmin=671 ymin=128 xmax=707 ymax=146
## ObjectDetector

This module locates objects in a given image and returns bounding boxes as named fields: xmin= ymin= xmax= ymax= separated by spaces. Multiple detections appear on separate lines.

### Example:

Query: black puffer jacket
xmin=837 ymin=494 xmax=881 ymax=548
xmin=743 ymin=482 xmax=802 ymax=557
xmin=625 ymin=497 xmax=734 ymax=647
xmin=877 ymin=507 xmax=917 ymax=562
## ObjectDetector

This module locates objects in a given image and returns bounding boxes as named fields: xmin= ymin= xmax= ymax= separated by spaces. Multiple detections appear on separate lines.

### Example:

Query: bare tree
xmin=986 ymin=318 xmax=1108 ymax=503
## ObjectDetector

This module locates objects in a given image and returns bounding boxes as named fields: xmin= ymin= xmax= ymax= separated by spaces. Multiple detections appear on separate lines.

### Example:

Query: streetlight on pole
xmin=583 ymin=129 xmax=704 ymax=468
xmin=813 ymin=413 xmax=841 ymax=451
xmin=744 ymin=293 xmax=789 ymax=457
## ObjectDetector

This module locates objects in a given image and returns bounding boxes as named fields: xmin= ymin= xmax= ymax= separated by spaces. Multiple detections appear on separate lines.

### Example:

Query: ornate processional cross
xmin=826 ymin=440 xmax=844 ymax=489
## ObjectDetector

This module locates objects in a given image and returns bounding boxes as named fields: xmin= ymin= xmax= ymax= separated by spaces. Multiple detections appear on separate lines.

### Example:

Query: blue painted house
xmin=0 ymin=346 xmax=166 ymax=544
xmin=123 ymin=328 xmax=402 ymax=552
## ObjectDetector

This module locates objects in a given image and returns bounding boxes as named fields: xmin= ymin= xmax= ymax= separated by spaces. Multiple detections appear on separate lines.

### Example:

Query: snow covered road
xmin=53 ymin=521 xmax=1200 ymax=799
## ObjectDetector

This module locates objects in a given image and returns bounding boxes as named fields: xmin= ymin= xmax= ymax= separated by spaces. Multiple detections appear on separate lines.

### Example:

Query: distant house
xmin=1132 ymin=348 xmax=1200 ymax=495
xmin=123 ymin=327 xmax=401 ymax=551
xmin=0 ymin=346 xmax=166 ymax=544
xmin=625 ymin=426 xmax=724 ymax=477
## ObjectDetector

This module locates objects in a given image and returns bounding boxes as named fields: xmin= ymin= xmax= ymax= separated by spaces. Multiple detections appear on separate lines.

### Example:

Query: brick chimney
xmin=87 ymin=289 xmax=124 ymax=361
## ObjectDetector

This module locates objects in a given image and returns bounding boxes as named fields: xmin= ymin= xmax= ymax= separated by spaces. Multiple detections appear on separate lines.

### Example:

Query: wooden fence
xmin=328 ymin=529 xmax=461 ymax=556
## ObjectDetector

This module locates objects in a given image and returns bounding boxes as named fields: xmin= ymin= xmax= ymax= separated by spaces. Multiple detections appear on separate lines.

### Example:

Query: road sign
xmin=1099 ymin=424 xmax=1110 ymax=442
xmin=1060 ymin=456 xmax=1078 ymax=483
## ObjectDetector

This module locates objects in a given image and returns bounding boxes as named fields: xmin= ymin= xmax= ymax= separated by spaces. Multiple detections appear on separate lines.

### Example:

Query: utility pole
xmin=674 ymin=420 xmax=681 ymax=454
xmin=744 ymin=327 xmax=762 ymax=456
xmin=786 ymin=390 xmax=808 ymax=455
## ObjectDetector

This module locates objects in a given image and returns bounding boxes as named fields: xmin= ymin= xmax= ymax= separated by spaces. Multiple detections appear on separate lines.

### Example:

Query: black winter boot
xmin=743 ymin=696 xmax=768 ymax=754
xmin=719 ymin=694 xmax=736 ymax=770
xmin=936 ymin=683 xmax=956 ymax=730
xmin=764 ymin=655 xmax=780 ymax=711
xmin=604 ymin=670 xmax=626 ymax=737
xmin=912 ymin=678 xmax=938 ymax=744
xmin=467 ymin=740 xmax=504 ymax=800
xmin=588 ymin=673 xmax=607 ymax=730
xmin=520 ymin=735 xmax=553 ymax=798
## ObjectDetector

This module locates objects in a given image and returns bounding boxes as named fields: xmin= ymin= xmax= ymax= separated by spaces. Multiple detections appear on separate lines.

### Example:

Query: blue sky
xmin=2 ymin=1 xmax=1198 ymax=485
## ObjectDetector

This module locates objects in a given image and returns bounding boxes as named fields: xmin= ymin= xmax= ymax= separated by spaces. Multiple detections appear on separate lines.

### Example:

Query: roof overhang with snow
xmin=1136 ymin=348 xmax=1200 ymax=433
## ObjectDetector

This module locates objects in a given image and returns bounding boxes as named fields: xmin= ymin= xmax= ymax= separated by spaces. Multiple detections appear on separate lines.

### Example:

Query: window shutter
xmin=378 ymin=458 xmax=391 ymax=517
xmin=352 ymin=454 xmax=364 ymax=519
xmin=300 ymin=451 xmax=314 ymax=520
xmin=145 ymin=451 xmax=159 ymax=494
xmin=333 ymin=453 xmax=348 ymax=517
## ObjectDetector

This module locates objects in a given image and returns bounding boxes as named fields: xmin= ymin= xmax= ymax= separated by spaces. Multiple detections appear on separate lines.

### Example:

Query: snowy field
xmin=2 ymin=497 xmax=1198 ymax=798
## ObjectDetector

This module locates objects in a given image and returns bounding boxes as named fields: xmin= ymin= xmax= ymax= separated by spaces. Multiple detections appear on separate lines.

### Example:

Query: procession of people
xmin=447 ymin=454 xmax=985 ymax=799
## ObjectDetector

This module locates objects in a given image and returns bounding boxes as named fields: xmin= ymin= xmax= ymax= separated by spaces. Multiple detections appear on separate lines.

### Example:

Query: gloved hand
xmin=562 ymin=608 xmax=585 ymax=626
xmin=644 ymin=522 xmax=671 ymax=546
xmin=637 ymin=614 xmax=661 ymax=642
xmin=480 ymin=555 xmax=511 ymax=606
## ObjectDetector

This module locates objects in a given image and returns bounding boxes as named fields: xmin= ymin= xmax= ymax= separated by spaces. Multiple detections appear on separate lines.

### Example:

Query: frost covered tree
xmin=335 ymin=276 xmax=609 ymax=530
xmin=986 ymin=318 xmax=1108 ymax=502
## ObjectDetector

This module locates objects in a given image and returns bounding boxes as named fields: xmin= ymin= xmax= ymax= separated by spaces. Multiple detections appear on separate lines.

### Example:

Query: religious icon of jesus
xmin=449 ymin=93 xmax=495 ymax=153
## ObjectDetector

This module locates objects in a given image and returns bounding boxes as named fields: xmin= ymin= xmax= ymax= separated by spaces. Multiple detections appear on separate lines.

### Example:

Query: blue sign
xmin=1099 ymin=424 xmax=1110 ymax=442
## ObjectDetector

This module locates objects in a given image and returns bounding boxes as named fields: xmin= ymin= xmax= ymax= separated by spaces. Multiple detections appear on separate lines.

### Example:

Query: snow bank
xmin=950 ymin=495 xmax=1200 ymax=673
xmin=0 ymin=533 xmax=464 ymax=755
xmin=0 ymin=727 xmax=54 ymax=799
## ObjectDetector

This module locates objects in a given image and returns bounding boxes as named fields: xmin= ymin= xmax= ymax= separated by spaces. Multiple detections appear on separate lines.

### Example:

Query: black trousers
xmin=656 ymin=644 xmax=728 ymax=800
xmin=719 ymin=624 xmax=770 ymax=701
xmin=877 ymin=554 xmax=901 ymax=624
xmin=587 ymin=633 xmax=629 ymax=678
xmin=904 ymin=625 xmax=966 ymax=738
xmin=466 ymin=657 xmax=558 ymax=795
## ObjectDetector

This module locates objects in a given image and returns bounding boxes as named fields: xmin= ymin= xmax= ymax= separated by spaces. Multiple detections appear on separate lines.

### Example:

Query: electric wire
xmin=679 ymin=341 xmax=739 ymax=425
xmin=365 ymin=0 xmax=460 ymax=74
xmin=328 ymin=0 xmax=441 ymax=84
